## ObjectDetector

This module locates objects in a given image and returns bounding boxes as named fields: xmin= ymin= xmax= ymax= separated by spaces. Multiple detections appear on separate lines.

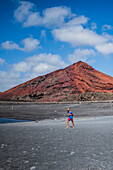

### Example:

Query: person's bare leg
xmin=67 ymin=120 xmax=69 ymax=128
xmin=72 ymin=121 xmax=74 ymax=128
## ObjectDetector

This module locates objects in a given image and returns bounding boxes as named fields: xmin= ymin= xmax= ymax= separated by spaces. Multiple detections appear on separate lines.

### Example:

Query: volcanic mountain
xmin=0 ymin=61 xmax=113 ymax=102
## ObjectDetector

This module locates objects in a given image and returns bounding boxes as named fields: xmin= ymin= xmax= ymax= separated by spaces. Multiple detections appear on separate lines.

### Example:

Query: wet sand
xmin=1 ymin=116 xmax=113 ymax=169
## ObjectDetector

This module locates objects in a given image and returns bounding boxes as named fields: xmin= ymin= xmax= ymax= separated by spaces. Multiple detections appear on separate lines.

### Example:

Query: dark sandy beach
xmin=1 ymin=116 xmax=113 ymax=169
xmin=0 ymin=101 xmax=113 ymax=169
xmin=0 ymin=101 xmax=113 ymax=120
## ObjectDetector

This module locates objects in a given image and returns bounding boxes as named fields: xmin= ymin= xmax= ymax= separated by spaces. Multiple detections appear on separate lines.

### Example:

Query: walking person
xmin=66 ymin=108 xmax=75 ymax=128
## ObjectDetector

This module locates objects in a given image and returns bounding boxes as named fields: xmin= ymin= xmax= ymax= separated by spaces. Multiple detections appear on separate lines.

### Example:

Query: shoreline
xmin=1 ymin=112 xmax=113 ymax=124
xmin=1 ymin=115 xmax=113 ymax=125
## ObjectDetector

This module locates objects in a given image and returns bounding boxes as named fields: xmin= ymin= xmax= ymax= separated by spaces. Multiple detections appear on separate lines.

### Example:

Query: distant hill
xmin=0 ymin=61 xmax=113 ymax=102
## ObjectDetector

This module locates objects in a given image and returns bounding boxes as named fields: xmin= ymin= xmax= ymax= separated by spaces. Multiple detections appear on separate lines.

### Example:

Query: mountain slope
xmin=0 ymin=61 xmax=113 ymax=102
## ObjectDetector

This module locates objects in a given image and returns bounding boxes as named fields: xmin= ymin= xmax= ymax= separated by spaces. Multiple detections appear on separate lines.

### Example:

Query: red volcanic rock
xmin=0 ymin=61 xmax=113 ymax=102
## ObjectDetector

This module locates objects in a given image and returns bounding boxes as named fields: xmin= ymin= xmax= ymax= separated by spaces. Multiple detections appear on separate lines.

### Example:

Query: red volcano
xmin=0 ymin=61 xmax=113 ymax=102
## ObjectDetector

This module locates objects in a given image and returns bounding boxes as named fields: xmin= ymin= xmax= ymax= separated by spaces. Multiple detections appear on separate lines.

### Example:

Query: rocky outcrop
xmin=61 ymin=92 xmax=113 ymax=102
xmin=0 ymin=61 xmax=113 ymax=102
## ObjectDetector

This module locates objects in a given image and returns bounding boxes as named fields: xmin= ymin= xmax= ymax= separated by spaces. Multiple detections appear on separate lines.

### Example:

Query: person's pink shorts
xmin=68 ymin=118 xmax=73 ymax=122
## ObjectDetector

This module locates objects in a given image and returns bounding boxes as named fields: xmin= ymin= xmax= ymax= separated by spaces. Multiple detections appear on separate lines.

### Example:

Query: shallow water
xmin=0 ymin=118 xmax=31 ymax=124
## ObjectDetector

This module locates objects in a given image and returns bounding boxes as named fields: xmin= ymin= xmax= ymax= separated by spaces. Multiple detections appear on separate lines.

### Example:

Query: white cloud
xmin=11 ymin=53 xmax=67 ymax=81
xmin=90 ymin=22 xmax=97 ymax=30
xmin=12 ymin=61 xmax=31 ymax=72
xmin=12 ymin=53 xmax=64 ymax=74
xmin=33 ymin=63 xmax=55 ymax=74
xmin=98 ymin=33 xmax=113 ymax=55
xmin=25 ymin=53 xmax=67 ymax=77
xmin=14 ymin=1 xmax=34 ymax=23
xmin=95 ymin=43 xmax=113 ymax=55
xmin=0 ymin=71 xmax=21 ymax=92
xmin=0 ymin=53 xmax=67 ymax=91
xmin=1 ymin=41 xmax=20 ymax=50
xmin=14 ymin=1 xmax=42 ymax=27
xmin=14 ymin=1 xmax=72 ymax=28
xmin=21 ymin=37 xmax=40 ymax=52
xmin=68 ymin=48 xmax=95 ymax=63
xmin=102 ymin=24 xmax=113 ymax=31
xmin=65 ymin=15 xmax=89 ymax=26
xmin=1 ymin=37 xmax=40 ymax=52
xmin=27 ymin=53 xmax=66 ymax=66
xmin=51 ymin=23 xmax=113 ymax=55
xmin=52 ymin=25 xmax=106 ymax=47
xmin=23 ymin=12 xmax=42 ymax=27
xmin=14 ymin=1 xmax=90 ymax=29
xmin=40 ymin=30 xmax=46 ymax=39
xmin=42 ymin=6 xmax=72 ymax=28
xmin=0 ymin=58 xmax=5 ymax=65
xmin=102 ymin=32 xmax=113 ymax=42
xmin=13 ymin=2 xmax=113 ymax=57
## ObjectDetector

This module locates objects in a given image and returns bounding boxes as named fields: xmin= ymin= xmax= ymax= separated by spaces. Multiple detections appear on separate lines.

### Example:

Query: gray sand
xmin=0 ymin=101 xmax=113 ymax=169
xmin=0 ymin=101 xmax=113 ymax=120
xmin=1 ymin=116 xmax=113 ymax=170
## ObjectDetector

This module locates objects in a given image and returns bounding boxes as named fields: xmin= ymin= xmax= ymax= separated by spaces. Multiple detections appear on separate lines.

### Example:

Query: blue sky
xmin=0 ymin=0 xmax=113 ymax=92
